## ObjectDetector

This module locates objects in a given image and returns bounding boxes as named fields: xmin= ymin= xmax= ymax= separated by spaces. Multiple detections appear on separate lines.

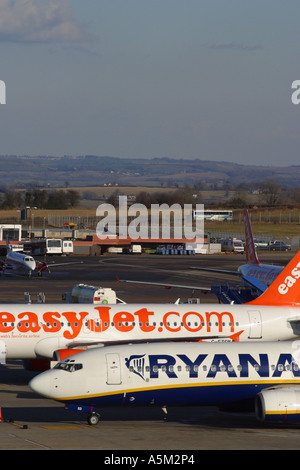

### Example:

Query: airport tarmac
xmin=0 ymin=251 xmax=300 ymax=450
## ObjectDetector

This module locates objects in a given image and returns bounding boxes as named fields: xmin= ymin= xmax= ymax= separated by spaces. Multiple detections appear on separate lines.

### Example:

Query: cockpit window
xmin=54 ymin=362 xmax=83 ymax=372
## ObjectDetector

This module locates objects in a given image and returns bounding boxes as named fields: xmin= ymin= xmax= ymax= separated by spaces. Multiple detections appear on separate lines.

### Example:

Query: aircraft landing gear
xmin=66 ymin=404 xmax=101 ymax=425
xmin=87 ymin=412 xmax=100 ymax=426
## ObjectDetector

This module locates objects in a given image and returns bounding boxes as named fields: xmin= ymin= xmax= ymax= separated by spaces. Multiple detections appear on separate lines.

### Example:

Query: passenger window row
xmin=2 ymin=320 xmax=240 ymax=329
xmin=129 ymin=363 xmax=299 ymax=373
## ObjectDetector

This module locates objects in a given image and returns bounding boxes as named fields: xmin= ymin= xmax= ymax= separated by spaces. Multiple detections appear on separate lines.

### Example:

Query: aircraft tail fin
xmin=247 ymin=250 xmax=300 ymax=306
xmin=243 ymin=209 xmax=260 ymax=265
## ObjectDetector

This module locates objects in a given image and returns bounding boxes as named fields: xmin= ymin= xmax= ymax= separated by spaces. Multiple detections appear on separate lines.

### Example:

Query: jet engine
xmin=255 ymin=387 xmax=300 ymax=422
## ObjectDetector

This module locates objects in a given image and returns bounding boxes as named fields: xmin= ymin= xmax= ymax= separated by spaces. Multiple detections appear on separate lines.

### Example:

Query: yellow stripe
xmin=265 ymin=410 xmax=300 ymax=416
xmin=53 ymin=379 xmax=300 ymax=402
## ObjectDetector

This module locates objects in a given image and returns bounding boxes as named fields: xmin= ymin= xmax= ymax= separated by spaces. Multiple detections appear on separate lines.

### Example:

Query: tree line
xmin=107 ymin=179 xmax=300 ymax=209
xmin=0 ymin=188 xmax=80 ymax=210
xmin=1 ymin=178 xmax=300 ymax=211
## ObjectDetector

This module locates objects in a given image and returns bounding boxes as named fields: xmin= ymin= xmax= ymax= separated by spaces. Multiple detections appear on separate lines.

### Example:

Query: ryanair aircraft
xmin=29 ymin=340 xmax=300 ymax=425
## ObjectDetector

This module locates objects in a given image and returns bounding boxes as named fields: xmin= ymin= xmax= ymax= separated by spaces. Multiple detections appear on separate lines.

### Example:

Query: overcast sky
xmin=0 ymin=0 xmax=300 ymax=166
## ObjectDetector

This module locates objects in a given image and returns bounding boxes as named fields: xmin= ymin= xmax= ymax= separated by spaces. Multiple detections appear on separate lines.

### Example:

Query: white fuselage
xmin=6 ymin=251 xmax=36 ymax=275
xmin=238 ymin=263 xmax=283 ymax=287
xmin=29 ymin=341 xmax=300 ymax=423
xmin=0 ymin=302 xmax=300 ymax=361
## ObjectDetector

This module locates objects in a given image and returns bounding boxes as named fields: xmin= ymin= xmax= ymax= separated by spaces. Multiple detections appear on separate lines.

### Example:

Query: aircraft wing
xmin=240 ymin=276 xmax=267 ymax=293
xmin=46 ymin=261 xmax=84 ymax=268
xmin=66 ymin=330 xmax=244 ymax=349
xmin=189 ymin=266 xmax=241 ymax=276
xmin=190 ymin=267 xmax=267 ymax=293
xmin=118 ymin=279 xmax=211 ymax=292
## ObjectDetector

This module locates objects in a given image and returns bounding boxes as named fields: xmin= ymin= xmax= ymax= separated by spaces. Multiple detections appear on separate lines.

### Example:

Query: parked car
xmin=269 ymin=241 xmax=291 ymax=251
xmin=254 ymin=239 xmax=269 ymax=250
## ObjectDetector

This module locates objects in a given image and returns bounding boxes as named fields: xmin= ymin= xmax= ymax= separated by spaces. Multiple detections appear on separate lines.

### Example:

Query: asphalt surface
xmin=0 ymin=251 xmax=300 ymax=451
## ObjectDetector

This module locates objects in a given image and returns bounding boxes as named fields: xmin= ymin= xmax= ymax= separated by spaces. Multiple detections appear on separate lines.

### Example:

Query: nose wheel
xmin=87 ymin=412 xmax=100 ymax=425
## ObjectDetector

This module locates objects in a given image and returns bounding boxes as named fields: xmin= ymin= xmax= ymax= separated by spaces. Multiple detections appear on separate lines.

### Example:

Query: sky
xmin=0 ymin=0 xmax=300 ymax=167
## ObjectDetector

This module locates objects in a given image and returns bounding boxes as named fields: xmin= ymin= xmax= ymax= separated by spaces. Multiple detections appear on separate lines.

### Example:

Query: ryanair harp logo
xmin=125 ymin=354 xmax=146 ymax=380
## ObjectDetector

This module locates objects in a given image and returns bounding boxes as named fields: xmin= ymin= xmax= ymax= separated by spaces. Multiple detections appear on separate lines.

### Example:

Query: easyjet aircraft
xmin=190 ymin=208 xmax=284 ymax=292
xmin=29 ymin=340 xmax=300 ymax=425
xmin=1 ymin=248 xmax=300 ymax=364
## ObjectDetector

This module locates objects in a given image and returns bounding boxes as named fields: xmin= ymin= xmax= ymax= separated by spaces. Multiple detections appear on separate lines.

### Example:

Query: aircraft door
xmin=248 ymin=310 xmax=262 ymax=339
xmin=106 ymin=353 xmax=122 ymax=385
xmin=0 ymin=341 xmax=6 ymax=364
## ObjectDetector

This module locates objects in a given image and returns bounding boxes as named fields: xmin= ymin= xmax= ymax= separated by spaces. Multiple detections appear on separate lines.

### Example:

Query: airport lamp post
xmin=27 ymin=206 xmax=37 ymax=239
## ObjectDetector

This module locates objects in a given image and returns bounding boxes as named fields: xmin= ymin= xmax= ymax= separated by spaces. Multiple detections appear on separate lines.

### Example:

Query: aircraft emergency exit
xmin=1 ymin=248 xmax=300 ymax=365
xmin=29 ymin=340 xmax=300 ymax=425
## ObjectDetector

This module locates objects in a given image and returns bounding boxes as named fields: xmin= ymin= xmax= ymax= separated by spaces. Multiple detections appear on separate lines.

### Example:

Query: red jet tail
xmin=244 ymin=209 xmax=260 ymax=265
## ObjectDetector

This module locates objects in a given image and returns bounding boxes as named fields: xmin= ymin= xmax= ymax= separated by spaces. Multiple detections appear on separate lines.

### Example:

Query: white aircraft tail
xmin=243 ymin=209 xmax=260 ymax=265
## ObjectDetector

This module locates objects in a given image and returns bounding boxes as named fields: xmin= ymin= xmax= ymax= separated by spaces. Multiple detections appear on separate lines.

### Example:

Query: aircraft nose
xmin=29 ymin=373 xmax=51 ymax=398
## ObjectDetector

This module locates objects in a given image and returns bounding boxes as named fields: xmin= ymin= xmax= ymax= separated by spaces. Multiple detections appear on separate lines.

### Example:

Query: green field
xmin=204 ymin=221 xmax=299 ymax=239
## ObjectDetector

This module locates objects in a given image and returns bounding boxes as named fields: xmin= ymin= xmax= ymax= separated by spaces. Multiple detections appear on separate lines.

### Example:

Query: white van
xmin=221 ymin=238 xmax=244 ymax=254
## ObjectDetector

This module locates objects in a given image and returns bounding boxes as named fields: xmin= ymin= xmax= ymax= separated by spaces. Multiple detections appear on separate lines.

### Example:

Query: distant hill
xmin=1 ymin=155 xmax=300 ymax=188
